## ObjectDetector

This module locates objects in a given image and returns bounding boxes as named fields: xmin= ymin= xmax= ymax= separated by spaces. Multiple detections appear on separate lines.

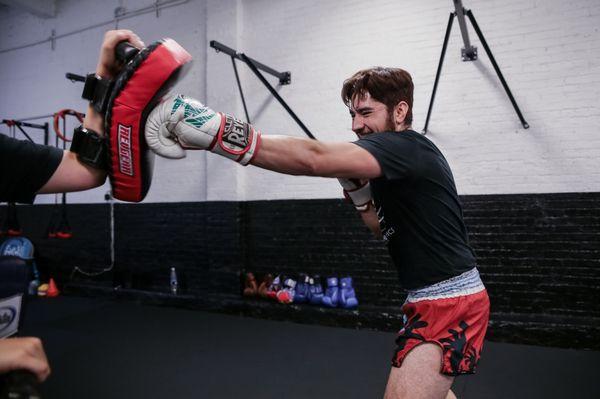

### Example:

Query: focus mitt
xmin=79 ymin=39 xmax=192 ymax=202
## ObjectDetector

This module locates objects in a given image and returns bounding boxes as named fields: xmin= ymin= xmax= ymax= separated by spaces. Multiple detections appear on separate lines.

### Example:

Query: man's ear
xmin=393 ymin=101 xmax=409 ymax=127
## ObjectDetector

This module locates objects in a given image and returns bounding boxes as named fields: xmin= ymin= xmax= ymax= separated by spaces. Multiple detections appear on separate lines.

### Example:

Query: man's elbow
xmin=86 ymin=170 xmax=108 ymax=190
xmin=73 ymin=168 xmax=107 ymax=192
xmin=303 ymin=155 xmax=320 ymax=176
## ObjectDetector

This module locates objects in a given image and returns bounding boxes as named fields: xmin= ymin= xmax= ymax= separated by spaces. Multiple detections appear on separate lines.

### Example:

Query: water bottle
xmin=170 ymin=267 xmax=178 ymax=295
xmin=28 ymin=279 xmax=40 ymax=296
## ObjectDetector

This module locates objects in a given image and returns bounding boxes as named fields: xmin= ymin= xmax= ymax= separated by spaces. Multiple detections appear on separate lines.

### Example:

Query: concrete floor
xmin=17 ymin=296 xmax=600 ymax=399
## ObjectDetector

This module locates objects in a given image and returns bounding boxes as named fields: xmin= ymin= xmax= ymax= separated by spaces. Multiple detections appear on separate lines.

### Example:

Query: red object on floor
xmin=47 ymin=278 xmax=60 ymax=297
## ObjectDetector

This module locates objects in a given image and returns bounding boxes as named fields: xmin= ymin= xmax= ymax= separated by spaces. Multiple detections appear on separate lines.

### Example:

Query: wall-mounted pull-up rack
xmin=423 ymin=0 xmax=529 ymax=134
xmin=1 ymin=119 xmax=49 ymax=145
xmin=210 ymin=40 xmax=315 ymax=140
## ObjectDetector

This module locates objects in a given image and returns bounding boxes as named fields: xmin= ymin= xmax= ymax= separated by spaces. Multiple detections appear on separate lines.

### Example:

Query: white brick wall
xmin=1 ymin=0 xmax=599 ymax=203
xmin=0 ymin=0 xmax=209 ymax=203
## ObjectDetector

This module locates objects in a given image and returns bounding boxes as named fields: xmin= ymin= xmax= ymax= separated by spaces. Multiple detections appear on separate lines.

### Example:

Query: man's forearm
xmin=360 ymin=206 xmax=382 ymax=239
xmin=250 ymin=135 xmax=324 ymax=176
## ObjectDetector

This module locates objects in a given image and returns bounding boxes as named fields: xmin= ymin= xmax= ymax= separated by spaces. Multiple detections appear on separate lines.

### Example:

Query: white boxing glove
xmin=145 ymin=94 xmax=261 ymax=165
xmin=338 ymin=178 xmax=372 ymax=212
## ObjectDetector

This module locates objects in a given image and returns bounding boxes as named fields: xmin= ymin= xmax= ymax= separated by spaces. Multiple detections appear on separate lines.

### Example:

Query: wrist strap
xmin=81 ymin=73 xmax=114 ymax=114
xmin=346 ymin=182 xmax=372 ymax=209
xmin=354 ymin=200 xmax=372 ymax=213
xmin=211 ymin=113 xmax=261 ymax=165
xmin=70 ymin=125 xmax=108 ymax=170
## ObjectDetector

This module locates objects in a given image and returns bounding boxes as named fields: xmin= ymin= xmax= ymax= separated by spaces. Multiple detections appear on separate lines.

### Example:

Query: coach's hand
xmin=0 ymin=337 xmax=50 ymax=382
xmin=145 ymin=94 xmax=261 ymax=165
xmin=95 ymin=29 xmax=144 ymax=79
xmin=84 ymin=30 xmax=145 ymax=141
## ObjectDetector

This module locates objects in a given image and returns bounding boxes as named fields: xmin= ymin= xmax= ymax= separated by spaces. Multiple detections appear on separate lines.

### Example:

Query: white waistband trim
xmin=406 ymin=267 xmax=485 ymax=303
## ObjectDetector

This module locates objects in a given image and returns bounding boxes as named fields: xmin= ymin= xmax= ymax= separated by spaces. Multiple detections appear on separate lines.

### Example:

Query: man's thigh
xmin=384 ymin=343 xmax=454 ymax=399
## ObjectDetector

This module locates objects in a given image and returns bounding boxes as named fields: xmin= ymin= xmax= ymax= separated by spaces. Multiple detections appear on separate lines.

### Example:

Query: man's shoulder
xmin=0 ymin=134 xmax=63 ymax=170
xmin=358 ymin=130 xmax=424 ymax=149
xmin=1 ymin=134 xmax=34 ymax=151
xmin=367 ymin=129 xmax=423 ymax=139
xmin=0 ymin=134 xmax=23 ymax=157
xmin=393 ymin=129 xmax=440 ymax=151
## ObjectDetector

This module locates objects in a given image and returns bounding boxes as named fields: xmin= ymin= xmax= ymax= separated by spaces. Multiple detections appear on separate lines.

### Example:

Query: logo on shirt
xmin=377 ymin=204 xmax=396 ymax=242
xmin=117 ymin=124 xmax=134 ymax=176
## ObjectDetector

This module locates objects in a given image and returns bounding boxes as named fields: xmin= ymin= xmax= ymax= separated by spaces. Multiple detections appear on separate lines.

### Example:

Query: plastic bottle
xmin=170 ymin=267 xmax=178 ymax=295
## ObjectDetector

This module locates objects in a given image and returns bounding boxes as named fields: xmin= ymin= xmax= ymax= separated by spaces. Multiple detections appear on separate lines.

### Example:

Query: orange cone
xmin=47 ymin=278 xmax=60 ymax=297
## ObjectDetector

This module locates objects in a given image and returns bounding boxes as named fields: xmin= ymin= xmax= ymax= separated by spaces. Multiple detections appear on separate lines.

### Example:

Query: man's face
xmin=349 ymin=92 xmax=395 ymax=139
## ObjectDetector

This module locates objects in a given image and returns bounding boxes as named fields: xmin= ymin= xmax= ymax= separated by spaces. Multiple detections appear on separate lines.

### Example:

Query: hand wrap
xmin=338 ymin=178 xmax=372 ymax=212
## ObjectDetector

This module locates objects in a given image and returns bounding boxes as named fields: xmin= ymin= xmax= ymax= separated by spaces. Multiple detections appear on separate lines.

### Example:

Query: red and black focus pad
xmin=105 ymin=39 xmax=192 ymax=202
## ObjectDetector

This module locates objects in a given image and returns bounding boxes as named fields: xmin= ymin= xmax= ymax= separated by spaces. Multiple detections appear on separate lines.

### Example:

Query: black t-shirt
xmin=355 ymin=130 xmax=476 ymax=289
xmin=0 ymin=134 xmax=63 ymax=204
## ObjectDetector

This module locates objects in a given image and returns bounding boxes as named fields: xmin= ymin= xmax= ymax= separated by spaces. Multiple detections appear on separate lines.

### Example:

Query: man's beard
xmin=386 ymin=111 xmax=397 ymax=132
xmin=356 ymin=111 xmax=397 ymax=139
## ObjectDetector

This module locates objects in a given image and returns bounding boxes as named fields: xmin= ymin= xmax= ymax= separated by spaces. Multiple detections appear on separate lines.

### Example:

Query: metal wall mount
xmin=1 ymin=119 xmax=49 ymax=145
xmin=210 ymin=40 xmax=315 ymax=140
xmin=423 ymin=0 xmax=529 ymax=133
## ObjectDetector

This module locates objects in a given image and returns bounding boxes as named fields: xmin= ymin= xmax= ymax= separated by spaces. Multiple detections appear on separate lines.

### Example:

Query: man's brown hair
xmin=341 ymin=67 xmax=414 ymax=125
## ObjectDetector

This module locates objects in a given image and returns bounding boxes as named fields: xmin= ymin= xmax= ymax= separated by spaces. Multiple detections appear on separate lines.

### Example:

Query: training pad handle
xmin=115 ymin=41 xmax=139 ymax=63
xmin=0 ymin=370 xmax=42 ymax=399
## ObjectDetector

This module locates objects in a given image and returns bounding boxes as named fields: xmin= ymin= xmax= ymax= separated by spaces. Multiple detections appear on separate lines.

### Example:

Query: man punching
xmin=0 ymin=29 xmax=144 ymax=383
xmin=144 ymin=61 xmax=490 ymax=397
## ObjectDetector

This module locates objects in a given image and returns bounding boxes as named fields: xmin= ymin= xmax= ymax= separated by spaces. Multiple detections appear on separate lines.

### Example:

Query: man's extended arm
xmin=251 ymin=135 xmax=381 ymax=179
xmin=143 ymin=95 xmax=380 ymax=179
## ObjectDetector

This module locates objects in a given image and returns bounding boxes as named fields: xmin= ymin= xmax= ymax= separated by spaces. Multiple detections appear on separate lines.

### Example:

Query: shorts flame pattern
xmin=392 ymin=275 xmax=490 ymax=376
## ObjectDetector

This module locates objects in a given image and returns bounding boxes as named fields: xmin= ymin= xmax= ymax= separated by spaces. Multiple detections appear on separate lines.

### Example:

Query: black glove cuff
xmin=81 ymin=73 xmax=114 ymax=114
xmin=70 ymin=125 xmax=108 ymax=170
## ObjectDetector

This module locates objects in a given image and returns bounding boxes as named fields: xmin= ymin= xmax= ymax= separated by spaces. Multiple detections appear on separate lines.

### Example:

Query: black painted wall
xmin=2 ymin=192 xmax=599 ymax=349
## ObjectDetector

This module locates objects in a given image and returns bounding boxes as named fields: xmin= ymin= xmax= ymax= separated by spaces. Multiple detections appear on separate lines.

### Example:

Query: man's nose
xmin=352 ymin=115 xmax=364 ymax=133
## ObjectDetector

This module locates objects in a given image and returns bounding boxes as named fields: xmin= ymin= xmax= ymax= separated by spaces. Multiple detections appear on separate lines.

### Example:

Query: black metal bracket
xmin=66 ymin=72 xmax=86 ymax=83
xmin=210 ymin=40 xmax=316 ymax=140
xmin=210 ymin=41 xmax=291 ymax=85
xmin=1 ymin=119 xmax=49 ymax=145
xmin=423 ymin=0 xmax=529 ymax=133
xmin=454 ymin=0 xmax=477 ymax=61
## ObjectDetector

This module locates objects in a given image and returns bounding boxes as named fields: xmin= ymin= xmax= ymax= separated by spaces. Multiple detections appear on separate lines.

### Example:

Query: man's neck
xmin=395 ymin=124 xmax=412 ymax=132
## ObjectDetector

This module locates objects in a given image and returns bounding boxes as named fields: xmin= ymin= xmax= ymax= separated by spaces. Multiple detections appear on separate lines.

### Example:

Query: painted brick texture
xmin=3 ymin=192 xmax=598 ymax=349
xmin=1 ymin=0 xmax=599 ymax=204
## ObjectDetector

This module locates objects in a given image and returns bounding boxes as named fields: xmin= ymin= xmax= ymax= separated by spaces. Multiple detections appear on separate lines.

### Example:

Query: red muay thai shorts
xmin=392 ymin=267 xmax=490 ymax=376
